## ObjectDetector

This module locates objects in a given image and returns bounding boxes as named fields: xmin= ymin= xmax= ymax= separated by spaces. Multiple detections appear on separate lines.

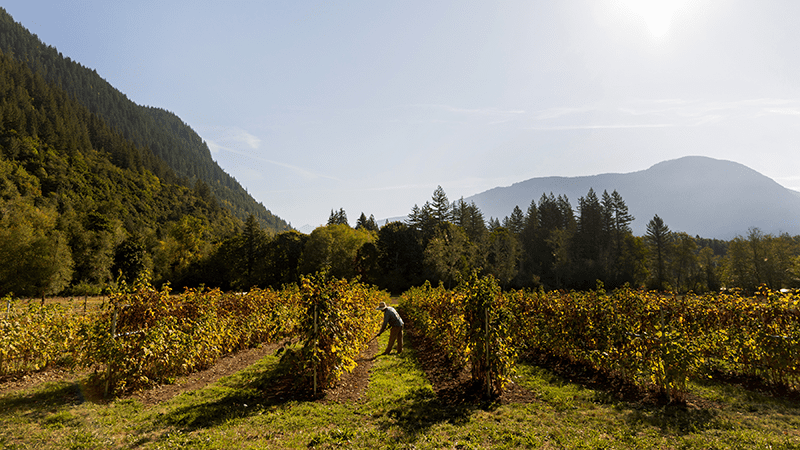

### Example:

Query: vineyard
xmin=2 ymin=276 xmax=800 ymax=448
xmin=3 ymin=276 xmax=799 ymax=400
xmin=403 ymin=277 xmax=800 ymax=402
xmin=1 ymin=273 xmax=385 ymax=396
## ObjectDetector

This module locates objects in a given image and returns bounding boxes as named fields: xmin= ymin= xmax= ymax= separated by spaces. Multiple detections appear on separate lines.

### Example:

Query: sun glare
xmin=617 ymin=0 xmax=688 ymax=38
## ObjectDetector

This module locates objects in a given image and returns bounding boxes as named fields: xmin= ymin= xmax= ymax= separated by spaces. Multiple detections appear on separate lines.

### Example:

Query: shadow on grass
xmin=376 ymin=335 xmax=501 ymax=444
xmin=0 ymin=381 xmax=84 ymax=419
xmin=698 ymin=368 xmax=800 ymax=407
xmin=519 ymin=351 xmax=727 ymax=435
xmin=621 ymin=368 xmax=800 ymax=434
xmin=157 ymin=349 xmax=315 ymax=430
xmin=625 ymin=403 xmax=720 ymax=434
xmin=380 ymin=383 xmax=496 ymax=444
xmin=521 ymin=350 xmax=650 ymax=405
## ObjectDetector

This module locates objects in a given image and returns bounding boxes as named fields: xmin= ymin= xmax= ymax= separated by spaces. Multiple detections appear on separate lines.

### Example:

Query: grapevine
xmin=298 ymin=272 xmax=384 ymax=393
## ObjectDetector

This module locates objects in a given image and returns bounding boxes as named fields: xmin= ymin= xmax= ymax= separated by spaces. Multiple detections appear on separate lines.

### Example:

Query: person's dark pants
xmin=385 ymin=326 xmax=403 ymax=354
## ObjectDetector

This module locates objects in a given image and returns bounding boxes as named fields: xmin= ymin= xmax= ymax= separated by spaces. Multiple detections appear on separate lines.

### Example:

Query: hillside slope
xmin=0 ymin=47 xmax=247 ymax=295
xmin=465 ymin=156 xmax=800 ymax=239
xmin=0 ymin=8 xmax=290 ymax=232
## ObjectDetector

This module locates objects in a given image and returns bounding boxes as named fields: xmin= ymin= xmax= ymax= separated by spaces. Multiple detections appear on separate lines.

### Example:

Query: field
xmin=1 ymin=280 xmax=800 ymax=449
xmin=1 ymin=322 xmax=799 ymax=448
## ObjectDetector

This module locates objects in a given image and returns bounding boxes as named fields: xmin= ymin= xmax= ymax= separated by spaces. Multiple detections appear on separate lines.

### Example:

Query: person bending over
xmin=374 ymin=301 xmax=403 ymax=355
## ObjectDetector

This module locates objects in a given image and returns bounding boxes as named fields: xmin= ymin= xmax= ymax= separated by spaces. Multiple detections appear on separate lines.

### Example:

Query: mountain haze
xmin=465 ymin=156 xmax=800 ymax=239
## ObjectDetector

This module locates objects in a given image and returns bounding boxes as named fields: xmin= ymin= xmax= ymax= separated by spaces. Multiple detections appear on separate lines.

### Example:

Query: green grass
xmin=1 ymin=334 xmax=799 ymax=449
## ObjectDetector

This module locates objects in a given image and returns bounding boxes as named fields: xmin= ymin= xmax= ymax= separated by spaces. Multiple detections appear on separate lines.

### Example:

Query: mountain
xmin=464 ymin=156 xmax=800 ymax=239
xmin=0 ymin=8 xmax=290 ymax=232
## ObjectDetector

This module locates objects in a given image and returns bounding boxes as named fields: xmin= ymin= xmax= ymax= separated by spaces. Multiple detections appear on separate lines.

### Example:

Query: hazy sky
xmin=5 ymin=0 xmax=800 ymax=227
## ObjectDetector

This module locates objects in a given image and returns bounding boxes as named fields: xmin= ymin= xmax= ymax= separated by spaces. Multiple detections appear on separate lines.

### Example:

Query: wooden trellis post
xmin=313 ymin=300 xmax=318 ymax=396
xmin=104 ymin=304 xmax=118 ymax=398
xmin=485 ymin=306 xmax=491 ymax=398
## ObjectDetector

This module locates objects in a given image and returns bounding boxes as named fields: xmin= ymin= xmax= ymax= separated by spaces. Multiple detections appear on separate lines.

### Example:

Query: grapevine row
xmin=1 ymin=275 xmax=387 ymax=396
xmin=404 ymin=282 xmax=800 ymax=400
xmin=0 ymin=298 xmax=89 ymax=375
xmin=298 ymin=272 xmax=385 ymax=393
xmin=402 ymin=274 xmax=517 ymax=395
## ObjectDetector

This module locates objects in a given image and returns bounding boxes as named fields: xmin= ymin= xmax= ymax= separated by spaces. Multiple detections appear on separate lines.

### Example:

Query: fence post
xmin=485 ymin=306 xmax=491 ymax=398
xmin=104 ymin=304 xmax=119 ymax=398
xmin=313 ymin=300 xmax=318 ymax=396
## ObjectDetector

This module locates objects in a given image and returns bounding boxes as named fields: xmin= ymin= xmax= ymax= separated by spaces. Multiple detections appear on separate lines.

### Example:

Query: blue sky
xmin=4 ymin=1 xmax=800 ymax=228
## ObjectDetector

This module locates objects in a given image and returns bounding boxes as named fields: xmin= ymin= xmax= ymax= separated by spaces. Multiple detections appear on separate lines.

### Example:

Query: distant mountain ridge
xmin=0 ymin=8 xmax=290 ymax=232
xmin=464 ymin=156 xmax=800 ymax=239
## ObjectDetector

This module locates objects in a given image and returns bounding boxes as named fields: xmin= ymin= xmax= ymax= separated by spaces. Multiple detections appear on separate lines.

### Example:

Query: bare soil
xmin=322 ymin=337 xmax=381 ymax=403
xmin=1 ymin=339 xmax=382 ymax=406
xmin=128 ymin=337 xmax=383 ymax=406
xmin=132 ymin=343 xmax=282 ymax=406
xmin=0 ymin=367 xmax=89 ymax=397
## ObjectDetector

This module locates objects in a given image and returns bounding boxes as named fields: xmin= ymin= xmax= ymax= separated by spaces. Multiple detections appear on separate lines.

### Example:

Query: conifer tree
xmin=503 ymin=205 xmax=525 ymax=235
xmin=355 ymin=212 xmax=378 ymax=231
xmin=576 ymin=188 xmax=604 ymax=261
xmin=327 ymin=208 xmax=349 ymax=226
xmin=430 ymin=185 xmax=452 ymax=225
xmin=646 ymin=214 xmax=672 ymax=290
xmin=452 ymin=198 xmax=487 ymax=243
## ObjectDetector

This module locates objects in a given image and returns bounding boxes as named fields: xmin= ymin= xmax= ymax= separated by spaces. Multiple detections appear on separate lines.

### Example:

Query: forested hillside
xmin=0 ymin=47 xmax=241 ymax=296
xmin=0 ymin=8 xmax=290 ymax=232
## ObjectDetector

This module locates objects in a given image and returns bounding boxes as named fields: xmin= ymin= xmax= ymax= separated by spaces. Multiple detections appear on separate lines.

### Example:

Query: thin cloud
xmin=409 ymin=104 xmax=526 ymax=116
xmin=763 ymin=107 xmax=800 ymax=116
xmin=203 ymin=126 xmax=261 ymax=152
xmin=207 ymin=140 xmax=340 ymax=181
xmin=526 ymin=123 xmax=675 ymax=131
xmin=533 ymin=106 xmax=597 ymax=120
xmin=206 ymin=140 xmax=225 ymax=155
xmin=226 ymin=127 xmax=262 ymax=150
xmin=635 ymin=98 xmax=800 ymax=121
xmin=527 ymin=98 xmax=800 ymax=131
xmin=396 ymin=103 xmax=527 ymax=125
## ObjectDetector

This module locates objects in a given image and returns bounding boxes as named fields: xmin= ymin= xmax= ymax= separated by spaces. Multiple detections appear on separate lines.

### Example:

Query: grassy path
xmin=1 ymin=330 xmax=800 ymax=449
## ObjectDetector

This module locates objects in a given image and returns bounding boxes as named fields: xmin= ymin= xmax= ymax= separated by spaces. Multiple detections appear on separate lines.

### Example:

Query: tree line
xmin=172 ymin=186 xmax=800 ymax=295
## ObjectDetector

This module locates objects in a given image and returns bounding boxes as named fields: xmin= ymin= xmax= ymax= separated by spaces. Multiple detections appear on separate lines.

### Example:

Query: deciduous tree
xmin=0 ymin=198 xmax=73 ymax=297
xmin=301 ymin=224 xmax=375 ymax=279
xmin=484 ymin=226 xmax=520 ymax=288
xmin=377 ymin=221 xmax=423 ymax=293
xmin=424 ymin=223 xmax=475 ymax=288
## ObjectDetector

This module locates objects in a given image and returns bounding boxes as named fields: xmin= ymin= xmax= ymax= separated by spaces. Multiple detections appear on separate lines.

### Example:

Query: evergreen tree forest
xmin=0 ymin=8 xmax=290 ymax=231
